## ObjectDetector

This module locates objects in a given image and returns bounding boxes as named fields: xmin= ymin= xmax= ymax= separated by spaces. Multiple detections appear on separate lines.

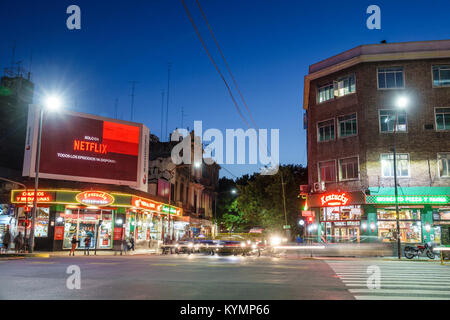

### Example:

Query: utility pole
xmin=280 ymin=171 xmax=290 ymax=240
xmin=129 ymin=81 xmax=138 ymax=121
xmin=160 ymin=90 xmax=165 ymax=140
xmin=165 ymin=63 xmax=171 ymax=141
xmin=393 ymin=112 xmax=402 ymax=259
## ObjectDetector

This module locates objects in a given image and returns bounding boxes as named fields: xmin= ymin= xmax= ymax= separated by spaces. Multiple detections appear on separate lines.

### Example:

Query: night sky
xmin=1 ymin=0 xmax=449 ymax=178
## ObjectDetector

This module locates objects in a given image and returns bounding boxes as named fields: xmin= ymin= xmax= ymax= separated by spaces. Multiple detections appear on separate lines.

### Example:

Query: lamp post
xmin=29 ymin=96 xmax=61 ymax=253
xmin=392 ymin=95 xmax=408 ymax=260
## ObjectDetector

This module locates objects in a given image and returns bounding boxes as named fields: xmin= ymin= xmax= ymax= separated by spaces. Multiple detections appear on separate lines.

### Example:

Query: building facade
xmin=148 ymin=132 xmax=220 ymax=239
xmin=303 ymin=40 xmax=450 ymax=245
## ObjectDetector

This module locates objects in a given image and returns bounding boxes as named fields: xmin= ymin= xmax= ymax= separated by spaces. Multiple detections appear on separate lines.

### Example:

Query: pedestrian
xmin=2 ymin=227 xmax=11 ymax=254
xmin=84 ymin=236 xmax=91 ymax=256
xmin=14 ymin=232 xmax=24 ymax=253
xmin=130 ymin=236 xmax=135 ymax=251
xmin=70 ymin=235 xmax=77 ymax=256
xmin=122 ymin=238 xmax=129 ymax=254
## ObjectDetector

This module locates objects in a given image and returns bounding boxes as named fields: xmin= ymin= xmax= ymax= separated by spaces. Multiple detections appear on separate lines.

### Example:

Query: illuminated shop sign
xmin=367 ymin=195 xmax=449 ymax=205
xmin=76 ymin=191 xmax=114 ymax=206
xmin=320 ymin=193 xmax=349 ymax=206
xmin=161 ymin=205 xmax=182 ymax=216
xmin=73 ymin=139 xmax=107 ymax=154
xmin=14 ymin=191 xmax=53 ymax=203
xmin=132 ymin=197 xmax=158 ymax=210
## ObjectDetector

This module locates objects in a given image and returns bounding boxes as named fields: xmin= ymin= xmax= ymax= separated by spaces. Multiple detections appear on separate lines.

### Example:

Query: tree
xmin=236 ymin=165 xmax=308 ymax=238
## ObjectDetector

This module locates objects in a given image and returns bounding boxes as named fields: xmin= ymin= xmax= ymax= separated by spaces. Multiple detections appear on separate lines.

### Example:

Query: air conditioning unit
xmin=313 ymin=181 xmax=326 ymax=192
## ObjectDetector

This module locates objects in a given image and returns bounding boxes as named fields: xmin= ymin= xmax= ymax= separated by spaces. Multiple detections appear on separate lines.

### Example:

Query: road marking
xmin=30 ymin=261 xmax=55 ymax=264
xmin=151 ymin=263 xmax=178 ymax=266
xmin=326 ymin=259 xmax=450 ymax=300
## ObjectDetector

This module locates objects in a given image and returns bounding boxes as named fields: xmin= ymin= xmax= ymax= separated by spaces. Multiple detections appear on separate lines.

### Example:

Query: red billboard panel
xmin=23 ymin=107 xmax=149 ymax=191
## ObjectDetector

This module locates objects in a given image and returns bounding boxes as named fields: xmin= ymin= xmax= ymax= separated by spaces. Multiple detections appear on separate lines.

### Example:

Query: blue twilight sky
xmin=0 ymin=0 xmax=449 ymax=178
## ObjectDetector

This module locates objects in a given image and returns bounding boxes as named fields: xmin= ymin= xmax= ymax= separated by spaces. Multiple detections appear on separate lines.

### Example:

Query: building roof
xmin=303 ymin=39 xmax=450 ymax=110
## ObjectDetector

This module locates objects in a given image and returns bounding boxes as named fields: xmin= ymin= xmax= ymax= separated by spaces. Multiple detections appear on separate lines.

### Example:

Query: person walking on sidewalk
xmin=130 ymin=236 xmax=135 ymax=251
xmin=70 ymin=235 xmax=77 ymax=256
xmin=84 ymin=236 xmax=91 ymax=256
xmin=14 ymin=232 xmax=24 ymax=253
xmin=2 ymin=226 xmax=11 ymax=254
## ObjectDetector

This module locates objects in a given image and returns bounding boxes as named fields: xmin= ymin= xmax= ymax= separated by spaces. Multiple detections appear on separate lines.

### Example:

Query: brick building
xmin=303 ymin=40 xmax=450 ymax=245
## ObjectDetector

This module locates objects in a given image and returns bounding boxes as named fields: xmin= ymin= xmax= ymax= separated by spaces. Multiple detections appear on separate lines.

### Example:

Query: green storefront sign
xmin=366 ymin=195 xmax=449 ymax=205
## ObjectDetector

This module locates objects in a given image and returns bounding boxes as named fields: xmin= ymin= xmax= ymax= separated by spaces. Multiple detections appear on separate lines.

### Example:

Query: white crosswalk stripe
xmin=326 ymin=259 xmax=450 ymax=300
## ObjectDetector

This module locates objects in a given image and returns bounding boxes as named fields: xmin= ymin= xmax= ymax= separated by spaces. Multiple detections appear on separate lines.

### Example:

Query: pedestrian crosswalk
xmin=326 ymin=259 xmax=450 ymax=300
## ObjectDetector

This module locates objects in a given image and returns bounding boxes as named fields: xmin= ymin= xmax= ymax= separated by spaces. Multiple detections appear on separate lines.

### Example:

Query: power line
xmin=195 ymin=0 xmax=258 ymax=129
xmin=181 ymin=0 xmax=250 ymax=128
xmin=221 ymin=166 xmax=239 ymax=179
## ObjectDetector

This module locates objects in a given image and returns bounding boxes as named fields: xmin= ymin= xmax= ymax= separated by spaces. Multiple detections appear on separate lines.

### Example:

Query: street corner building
xmin=302 ymin=40 xmax=450 ymax=246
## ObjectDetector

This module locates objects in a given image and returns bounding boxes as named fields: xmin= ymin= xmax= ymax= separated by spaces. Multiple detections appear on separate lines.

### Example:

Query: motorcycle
xmin=404 ymin=242 xmax=436 ymax=259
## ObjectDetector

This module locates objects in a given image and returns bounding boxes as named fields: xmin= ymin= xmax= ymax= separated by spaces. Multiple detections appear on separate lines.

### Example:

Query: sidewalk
xmin=0 ymin=248 xmax=159 ymax=259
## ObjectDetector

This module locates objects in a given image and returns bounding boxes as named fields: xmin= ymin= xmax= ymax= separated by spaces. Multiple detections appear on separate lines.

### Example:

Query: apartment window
xmin=335 ymin=74 xmax=355 ymax=97
xmin=317 ymin=119 xmax=335 ymax=142
xmin=378 ymin=67 xmax=404 ymax=89
xmin=438 ymin=153 xmax=450 ymax=178
xmin=339 ymin=157 xmax=359 ymax=180
xmin=338 ymin=113 xmax=357 ymax=137
xmin=319 ymin=160 xmax=336 ymax=182
xmin=381 ymin=153 xmax=410 ymax=177
xmin=318 ymin=84 xmax=334 ymax=103
xmin=432 ymin=65 xmax=450 ymax=87
xmin=379 ymin=110 xmax=407 ymax=132
xmin=436 ymin=108 xmax=450 ymax=130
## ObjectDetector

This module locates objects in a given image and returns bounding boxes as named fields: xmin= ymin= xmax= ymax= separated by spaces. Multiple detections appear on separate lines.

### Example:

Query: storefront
xmin=365 ymin=187 xmax=450 ymax=244
xmin=306 ymin=191 xmax=366 ymax=243
xmin=11 ymin=189 xmax=183 ymax=251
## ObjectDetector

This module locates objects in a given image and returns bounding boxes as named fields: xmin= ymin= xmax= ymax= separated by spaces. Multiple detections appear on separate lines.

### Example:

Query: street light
xmin=29 ymin=96 xmax=62 ymax=252
xmin=392 ymin=95 xmax=409 ymax=259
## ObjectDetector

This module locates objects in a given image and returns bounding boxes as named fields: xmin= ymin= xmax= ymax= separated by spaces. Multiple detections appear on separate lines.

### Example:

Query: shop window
xmin=432 ymin=65 xmax=450 ymax=87
xmin=379 ymin=109 xmax=407 ymax=132
xmin=339 ymin=157 xmax=359 ymax=180
xmin=35 ymin=208 xmax=49 ymax=237
xmin=438 ymin=153 xmax=450 ymax=177
xmin=435 ymin=108 xmax=450 ymax=131
xmin=318 ymin=160 xmax=336 ymax=182
xmin=381 ymin=153 xmax=410 ymax=177
xmin=317 ymin=83 xmax=334 ymax=103
xmin=317 ymin=119 xmax=335 ymax=142
xmin=377 ymin=209 xmax=422 ymax=243
xmin=338 ymin=113 xmax=357 ymax=138
xmin=62 ymin=209 xmax=113 ymax=249
xmin=378 ymin=67 xmax=404 ymax=89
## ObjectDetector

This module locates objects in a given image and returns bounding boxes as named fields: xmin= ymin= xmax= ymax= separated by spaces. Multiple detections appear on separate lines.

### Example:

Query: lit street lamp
xmin=392 ymin=95 xmax=409 ymax=260
xmin=29 ymin=95 xmax=62 ymax=252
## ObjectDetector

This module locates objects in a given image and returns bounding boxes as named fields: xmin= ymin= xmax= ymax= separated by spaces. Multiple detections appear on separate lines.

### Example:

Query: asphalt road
xmin=0 ymin=254 xmax=354 ymax=300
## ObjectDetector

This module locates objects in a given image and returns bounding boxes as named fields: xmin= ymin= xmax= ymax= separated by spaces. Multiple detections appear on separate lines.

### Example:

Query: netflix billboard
xmin=23 ymin=106 xmax=149 ymax=192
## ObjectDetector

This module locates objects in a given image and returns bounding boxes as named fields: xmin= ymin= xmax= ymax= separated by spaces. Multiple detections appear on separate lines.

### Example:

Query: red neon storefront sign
xmin=76 ymin=191 xmax=114 ymax=206
xmin=132 ymin=197 xmax=158 ymax=210
xmin=15 ymin=191 xmax=52 ymax=203
xmin=320 ymin=193 xmax=349 ymax=206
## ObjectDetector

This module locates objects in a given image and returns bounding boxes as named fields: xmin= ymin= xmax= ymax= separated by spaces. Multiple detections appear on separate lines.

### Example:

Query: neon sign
xmin=320 ymin=193 xmax=349 ymax=206
xmin=132 ymin=197 xmax=157 ymax=210
xmin=15 ymin=191 xmax=52 ymax=203
xmin=76 ymin=191 xmax=114 ymax=206
xmin=367 ymin=195 xmax=448 ymax=205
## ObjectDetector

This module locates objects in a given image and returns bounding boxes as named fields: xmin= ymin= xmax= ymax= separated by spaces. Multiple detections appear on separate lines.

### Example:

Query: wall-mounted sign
xmin=320 ymin=193 xmax=349 ymax=207
xmin=302 ymin=210 xmax=314 ymax=217
xmin=161 ymin=205 xmax=182 ymax=216
xmin=76 ymin=191 xmax=114 ymax=206
xmin=132 ymin=197 xmax=158 ymax=210
xmin=54 ymin=226 xmax=64 ymax=240
xmin=113 ymin=227 xmax=123 ymax=241
xmin=366 ymin=195 xmax=449 ymax=205
xmin=13 ymin=191 xmax=54 ymax=203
